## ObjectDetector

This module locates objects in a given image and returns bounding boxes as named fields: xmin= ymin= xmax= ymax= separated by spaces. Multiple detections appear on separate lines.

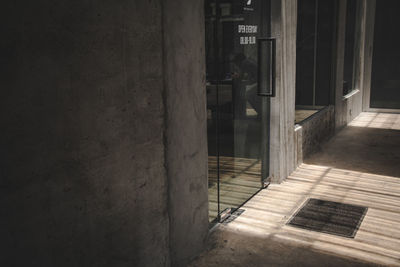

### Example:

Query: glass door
xmin=206 ymin=0 xmax=273 ymax=223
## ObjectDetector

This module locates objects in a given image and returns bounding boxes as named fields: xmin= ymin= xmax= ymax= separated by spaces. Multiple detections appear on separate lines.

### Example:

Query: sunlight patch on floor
xmin=349 ymin=112 xmax=400 ymax=130
xmin=222 ymin=163 xmax=400 ymax=266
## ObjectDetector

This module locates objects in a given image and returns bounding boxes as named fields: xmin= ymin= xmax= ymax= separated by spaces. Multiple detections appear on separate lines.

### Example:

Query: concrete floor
xmin=191 ymin=112 xmax=400 ymax=267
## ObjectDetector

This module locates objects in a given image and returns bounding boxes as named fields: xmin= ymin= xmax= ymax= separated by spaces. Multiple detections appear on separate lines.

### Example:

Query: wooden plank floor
xmin=221 ymin=163 xmax=400 ymax=266
xmin=208 ymin=156 xmax=261 ymax=222
xmin=217 ymin=113 xmax=400 ymax=266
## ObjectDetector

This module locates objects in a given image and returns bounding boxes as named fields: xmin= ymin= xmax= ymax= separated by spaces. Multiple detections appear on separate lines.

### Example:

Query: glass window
xmin=295 ymin=0 xmax=335 ymax=124
xmin=343 ymin=0 xmax=358 ymax=96
xmin=370 ymin=0 xmax=400 ymax=109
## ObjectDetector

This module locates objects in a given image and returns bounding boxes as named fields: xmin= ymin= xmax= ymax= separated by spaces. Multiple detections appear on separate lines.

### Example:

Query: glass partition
xmin=370 ymin=0 xmax=400 ymax=109
xmin=343 ymin=0 xmax=358 ymax=96
xmin=295 ymin=0 xmax=335 ymax=123
xmin=205 ymin=0 xmax=271 ymax=223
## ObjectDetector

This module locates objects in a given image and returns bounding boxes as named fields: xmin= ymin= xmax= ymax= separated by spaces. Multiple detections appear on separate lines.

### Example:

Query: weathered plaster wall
xmin=0 ymin=0 xmax=208 ymax=266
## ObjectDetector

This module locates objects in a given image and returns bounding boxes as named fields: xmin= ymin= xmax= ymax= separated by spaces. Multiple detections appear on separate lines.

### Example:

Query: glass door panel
xmin=206 ymin=0 xmax=271 ymax=222
xmin=205 ymin=0 xmax=219 ymax=222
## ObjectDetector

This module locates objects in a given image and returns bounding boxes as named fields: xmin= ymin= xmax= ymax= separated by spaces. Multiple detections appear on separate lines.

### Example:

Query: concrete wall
xmin=295 ymin=106 xmax=335 ymax=163
xmin=163 ymin=0 xmax=209 ymax=266
xmin=293 ymin=0 xmax=372 ymax=165
xmin=333 ymin=0 xmax=349 ymax=130
xmin=270 ymin=0 xmax=298 ymax=183
xmin=271 ymin=0 xmax=375 ymax=180
xmin=0 ymin=0 xmax=207 ymax=266
xmin=362 ymin=0 xmax=376 ymax=111
xmin=334 ymin=0 xmax=370 ymax=129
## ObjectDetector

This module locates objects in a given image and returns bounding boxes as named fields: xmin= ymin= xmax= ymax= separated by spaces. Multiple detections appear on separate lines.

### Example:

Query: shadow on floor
xmin=306 ymin=126 xmax=400 ymax=178
xmin=190 ymin=228 xmax=380 ymax=267
xmin=197 ymin=112 xmax=400 ymax=266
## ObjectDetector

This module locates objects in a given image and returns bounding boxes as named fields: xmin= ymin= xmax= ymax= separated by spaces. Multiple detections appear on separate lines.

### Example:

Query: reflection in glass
xmin=205 ymin=0 xmax=270 ymax=222
xmin=343 ymin=0 xmax=358 ymax=96
xmin=295 ymin=0 xmax=335 ymax=123
xmin=370 ymin=0 xmax=400 ymax=109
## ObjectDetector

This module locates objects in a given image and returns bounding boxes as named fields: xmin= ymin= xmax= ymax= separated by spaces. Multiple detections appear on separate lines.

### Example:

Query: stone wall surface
xmin=299 ymin=106 xmax=335 ymax=160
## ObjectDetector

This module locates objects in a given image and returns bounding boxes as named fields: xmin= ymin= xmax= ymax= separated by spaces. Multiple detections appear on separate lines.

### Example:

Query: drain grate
xmin=222 ymin=209 xmax=245 ymax=224
xmin=287 ymin=198 xmax=368 ymax=238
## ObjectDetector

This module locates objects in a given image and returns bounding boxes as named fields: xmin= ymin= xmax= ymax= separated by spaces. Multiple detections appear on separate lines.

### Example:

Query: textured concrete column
xmin=361 ymin=0 xmax=376 ymax=111
xmin=334 ymin=0 xmax=369 ymax=129
xmin=0 ymin=0 xmax=208 ymax=266
xmin=270 ymin=0 xmax=297 ymax=183
xmin=333 ymin=0 xmax=348 ymax=130
xmin=163 ymin=0 xmax=209 ymax=266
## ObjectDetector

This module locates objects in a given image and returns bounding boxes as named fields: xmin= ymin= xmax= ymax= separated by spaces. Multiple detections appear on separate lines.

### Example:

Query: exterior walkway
xmin=191 ymin=112 xmax=400 ymax=267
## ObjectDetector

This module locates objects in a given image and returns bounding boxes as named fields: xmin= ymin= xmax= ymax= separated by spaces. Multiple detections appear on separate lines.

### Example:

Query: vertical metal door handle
xmin=257 ymin=37 xmax=276 ymax=97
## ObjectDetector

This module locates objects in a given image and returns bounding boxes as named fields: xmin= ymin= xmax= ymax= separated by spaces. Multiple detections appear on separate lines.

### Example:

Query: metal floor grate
xmin=287 ymin=198 xmax=368 ymax=238
xmin=222 ymin=209 xmax=245 ymax=224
